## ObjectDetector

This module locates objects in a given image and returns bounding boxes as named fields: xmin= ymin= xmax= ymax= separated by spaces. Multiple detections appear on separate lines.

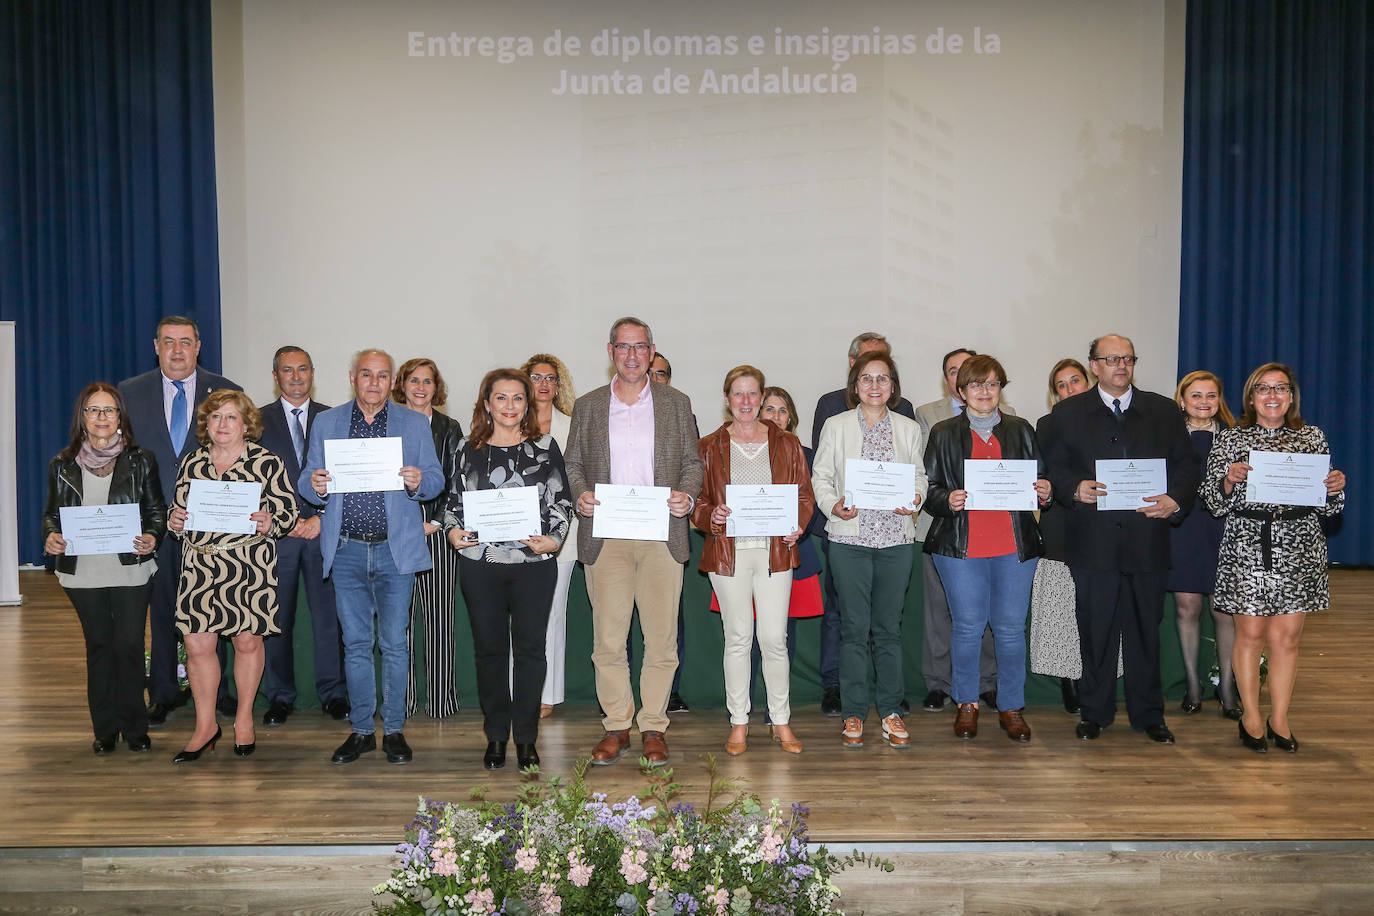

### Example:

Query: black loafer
xmin=124 ymin=733 xmax=151 ymax=752
xmin=93 ymin=735 xmax=117 ymax=755
xmin=484 ymin=741 xmax=507 ymax=769
xmin=331 ymin=732 xmax=376 ymax=764
xmin=146 ymin=702 xmax=171 ymax=727
xmin=922 ymin=689 xmax=951 ymax=712
xmin=516 ymin=743 xmax=539 ymax=769
xmin=1267 ymin=719 xmax=1298 ymax=753
xmin=1239 ymin=720 xmax=1268 ymax=753
xmin=263 ymin=702 xmax=292 ymax=727
xmin=821 ymin=686 xmax=842 ymax=717
xmin=383 ymin=732 xmax=412 ymax=764
xmin=1145 ymin=724 xmax=1176 ymax=744
xmin=1076 ymin=720 xmax=1102 ymax=740
xmin=322 ymin=697 xmax=351 ymax=721
xmin=667 ymin=693 xmax=690 ymax=713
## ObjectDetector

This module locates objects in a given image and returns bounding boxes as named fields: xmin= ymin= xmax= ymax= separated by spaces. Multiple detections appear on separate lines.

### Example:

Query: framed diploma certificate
xmin=184 ymin=479 xmax=262 ymax=534
xmin=58 ymin=504 xmax=142 ymax=556
xmin=324 ymin=437 xmax=404 ymax=493
xmin=843 ymin=459 xmax=918 ymax=511
xmin=724 ymin=484 xmax=798 ymax=538
xmin=1246 ymin=450 xmax=1329 ymax=507
xmin=963 ymin=459 xmax=1038 ymax=511
xmin=1094 ymin=458 xmax=1167 ymax=511
xmin=463 ymin=486 xmax=542 ymax=543
xmin=592 ymin=484 xmax=671 ymax=542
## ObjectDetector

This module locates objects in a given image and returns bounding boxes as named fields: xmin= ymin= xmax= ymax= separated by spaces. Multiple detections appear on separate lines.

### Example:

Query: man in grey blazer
xmin=117 ymin=315 xmax=241 ymax=725
xmin=914 ymin=348 xmax=1006 ymax=712
xmin=564 ymin=317 xmax=703 ymax=767
xmin=299 ymin=349 xmax=444 ymax=766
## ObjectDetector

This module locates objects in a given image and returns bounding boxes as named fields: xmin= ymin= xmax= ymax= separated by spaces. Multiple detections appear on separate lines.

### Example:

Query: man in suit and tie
xmin=118 ymin=315 xmax=241 ymax=726
xmin=256 ymin=346 xmax=348 ymax=727
xmin=914 ymin=348 xmax=1006 ymax=713
xmin=1041 ymin=334 xmax=1199 ymax=744
xmin=300 ymin=348 xmax=443 ymax=765
xmin=564 ymin=317 xmax=703 ymax=766
xmin=809 ymin=332 xmax=916 ymax=717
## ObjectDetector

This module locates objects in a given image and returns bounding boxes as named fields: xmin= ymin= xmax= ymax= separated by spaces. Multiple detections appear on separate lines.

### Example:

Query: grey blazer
xmin=563 ymin=381 xmax=704 ymax=564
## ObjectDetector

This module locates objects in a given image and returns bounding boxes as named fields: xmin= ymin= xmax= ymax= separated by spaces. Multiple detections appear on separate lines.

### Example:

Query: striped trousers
xmin=405 ymin=529 xmax=461 ymax=718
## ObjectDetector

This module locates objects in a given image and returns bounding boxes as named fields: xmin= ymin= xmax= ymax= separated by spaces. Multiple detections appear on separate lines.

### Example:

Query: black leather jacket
xmin=421 ymin=412 xmax=464 ymax=525
xmin=922 ymin=412 xmax=1044 ymax=561
xmin=42 ymin=446 xmax=168 ymax=574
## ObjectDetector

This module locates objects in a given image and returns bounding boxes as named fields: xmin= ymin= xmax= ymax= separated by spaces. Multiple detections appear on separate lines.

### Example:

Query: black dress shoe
xmin=821 ymin=686 xmax=842 ymax=717
xmin=979 ymin=690 xmax=998 ymax=711
xmin=667 ymin=693 xmax=689 ymax=713
xmin=922 ymin=689 xmax=951 ymax=712
xmin=172 ymin=725 xmax=222 ymax=764
xmin=124 ymin=733 xmax=151 ymax=752
xmin=1060 ymin=678 xmax=1081 ymax=715
xmin=1145 ymin=724 xmax=1176 ymax=744
xmin=1181 ymin=697 xmax=1202 ymax=715
xmin=322 ymin=697 xmax=351 ymax=721
xmin=263 ymin=702 xmax=292 ymax=727
xmin=216 ymin=695 xmax=238 ymax=718
xmin=93 ymin=735 xmax=117 ymax=755
xmin=484 ymin=740 xmax=508 ymax=769
xmin=331 ymin=732 xmax=376 ymax=764
xmin=516 ymin=743 xmax=540 ymax=769
xmin=1076 ymin=720 xmax=1102 ymax=740
xmin=146 ymin=702 xmax=171 ymax=728
xmin=1239 ymin=719 xmax=1268 ymax=753
xmin=1267 ymin=719 xmax=1298 ymax=753
xmin=383 ymin=732 xmax=412 ymax=764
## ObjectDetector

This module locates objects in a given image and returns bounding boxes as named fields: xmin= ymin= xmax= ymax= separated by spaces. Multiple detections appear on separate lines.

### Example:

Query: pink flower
xmin=704 ymin=885 xmax=730 ymax=916
xmin=465 ymin=885 xmax=496 ymax=913
xmin=671 ymin=844 xmax=694 ymax=873
xmin=515 ymin=846 xmax=540 ymax=874
xmin=537 ymin=880 xmax=562 ymax=914
xmin=429 ymin=837 xmax=459 ymax=877
xmin=619 ymin=845 xmax=649 ymax=885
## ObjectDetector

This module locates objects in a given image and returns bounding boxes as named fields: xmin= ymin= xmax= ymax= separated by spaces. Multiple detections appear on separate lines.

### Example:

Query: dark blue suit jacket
xmin=117 ymin=366 xmax=242 ymax=504
xmin=259 ymin=398 xmax=330 ymax=519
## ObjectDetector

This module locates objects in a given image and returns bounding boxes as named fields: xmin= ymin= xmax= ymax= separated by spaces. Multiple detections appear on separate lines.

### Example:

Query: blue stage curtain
xmin=0 ymin=0 xmax=222 ymax=563
xmin=1180 ymin=0 xmax=1371 ymax=565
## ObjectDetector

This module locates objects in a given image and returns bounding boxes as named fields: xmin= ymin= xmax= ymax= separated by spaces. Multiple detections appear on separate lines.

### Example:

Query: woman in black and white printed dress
xmin=1202 ymin=363 xmax=1345 ymax=754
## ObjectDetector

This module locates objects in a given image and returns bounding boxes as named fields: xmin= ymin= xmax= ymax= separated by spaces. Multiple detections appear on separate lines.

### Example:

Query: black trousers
xmin=1068 ymin=566 xmax=1167 ymax=730
xmin=458 ymin=556 xmax=556 ymax=744
xmin=65 ymin=582 xmax=154 ymax=738
xmin=263 ymin=534 xmax=346 ymax=707
xmin=146 ymin=538 xmax=182 ymax=704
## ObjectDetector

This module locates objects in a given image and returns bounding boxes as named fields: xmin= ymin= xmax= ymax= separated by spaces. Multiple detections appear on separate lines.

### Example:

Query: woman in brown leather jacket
xmin=693 ymin=366 xmax=815 ymax=755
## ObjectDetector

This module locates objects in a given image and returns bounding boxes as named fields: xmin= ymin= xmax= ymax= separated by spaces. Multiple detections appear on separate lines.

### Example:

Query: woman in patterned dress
xmin=166 ymin=390 xmax=299 ymax=763
xmin=445 ymin=369 xmax=572 ymax=771
xmin=1202 ymin=364 xmax=1346 ymax=753
xmin=693 ymin=367 xmax=815 ymax=756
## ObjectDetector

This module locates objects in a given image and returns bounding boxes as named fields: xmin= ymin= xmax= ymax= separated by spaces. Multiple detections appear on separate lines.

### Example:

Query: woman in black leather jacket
xmin=42 ymin=382 xmax=166 ymax=754
xmin=392 ymin=358 xmax=465 ymax=718
xmin=923 ymin=355 xmax=1049 ymax=743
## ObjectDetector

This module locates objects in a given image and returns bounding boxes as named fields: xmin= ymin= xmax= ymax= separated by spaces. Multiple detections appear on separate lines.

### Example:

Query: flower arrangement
xmin=373 ymin=757 xmax=891 ymax=915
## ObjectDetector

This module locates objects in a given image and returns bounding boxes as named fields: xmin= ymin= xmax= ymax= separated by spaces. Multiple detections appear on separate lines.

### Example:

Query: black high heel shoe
xmin=233 ymin=727 xmax=256 ymax=757
xmin=1180 ymin=696 xmax=1202 ymax=715
xmin=1266 ymin=719 xmax=1299 ymax=753
xmin=172 ymin=725 xmax=222 ymax=764
xmin=516 ymin=743 xmax=539 ymax=769
xmin=483 ymin=741 xmax=507 ymax=769
xmin=1215 ymin=688 xmax=1242 ymax=720
xmin=1238 ymin=719 xmax=1267 ymax=754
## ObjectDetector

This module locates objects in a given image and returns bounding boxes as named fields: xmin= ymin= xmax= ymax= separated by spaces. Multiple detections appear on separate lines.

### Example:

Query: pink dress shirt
xmin=608 ymin=375 xmax=655 ymax=486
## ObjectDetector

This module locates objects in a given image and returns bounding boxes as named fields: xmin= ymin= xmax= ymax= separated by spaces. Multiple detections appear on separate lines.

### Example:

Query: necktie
xmin=1112 ymin=398 xmax=1124 ymax=422
xmin=1112 ymin=398 xmax=1126 ymax=457
xmin=170 ymin=380 xmax=188 ymax=451
xmin=291 ymin=407 xmax=306 ymax=464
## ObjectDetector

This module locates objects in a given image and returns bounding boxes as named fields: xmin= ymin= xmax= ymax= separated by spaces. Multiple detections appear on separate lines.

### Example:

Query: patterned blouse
xmin=830 ymin=412 xmax=912 ymax=550
xmin=444 ymin=435 xmax=573 ymax=564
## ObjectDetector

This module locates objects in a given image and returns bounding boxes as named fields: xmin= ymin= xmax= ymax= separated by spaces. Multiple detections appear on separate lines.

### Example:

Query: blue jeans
xmin=331 ymin=536 xmax=414 ymax=736
xmin=932 ymin=553 xmax=1037 ymax=711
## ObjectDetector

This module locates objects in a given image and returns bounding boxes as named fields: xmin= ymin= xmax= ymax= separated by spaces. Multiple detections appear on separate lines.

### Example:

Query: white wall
xmin=214 ymin=0 xmax=1185 ymax=434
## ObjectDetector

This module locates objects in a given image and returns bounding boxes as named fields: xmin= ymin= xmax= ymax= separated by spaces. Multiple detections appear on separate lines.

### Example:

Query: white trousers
xmin=709 ymin=547 xmax=794 ymax=725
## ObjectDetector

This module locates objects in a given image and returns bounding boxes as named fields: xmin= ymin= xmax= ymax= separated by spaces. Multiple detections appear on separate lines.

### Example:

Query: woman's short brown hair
xmin=956 ymin=354 xmax=1008 ymax=398
xmin=391 ymin=357 xmax=449 ymax=408
xmin=1238 ymin=362 xmax=1304 ymax=430
xmin=468 ymin=369 xmax=541 ymax=448
xmin=761 ymin=386 xmax=799 ymax=433
xmin=845 ymin=352 xmax=902 ymax=409
xmin=196 ymin=389 xmax=262 ymax=445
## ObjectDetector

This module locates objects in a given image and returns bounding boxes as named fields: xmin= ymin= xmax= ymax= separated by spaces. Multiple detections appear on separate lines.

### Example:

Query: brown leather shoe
xmin=771 ymin=725 xmax=803 ymax=754
xmin=954 ymin=703 xmax=978 ymax=739
xmin=881 ymin=714 xmax=911 ymax=749
xmin=641 ymin=730 xmax=669 ymax=767
xmin=724 ymin=725 xmax=748 ymax=756
xmin=590 ymin=729 xmax=630 ymax=765
xmin=999 ymin=708 xmax=1032 ymax=742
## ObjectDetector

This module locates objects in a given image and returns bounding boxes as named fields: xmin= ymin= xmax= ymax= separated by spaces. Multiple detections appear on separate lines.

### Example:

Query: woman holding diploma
xmin=166 ymin=390 xmax=298 ymax=763
xmin=923 ymin=355 xmax=1049 ymax=742
xmin=444 ymin=369 xmax=572 ymax=770
xmin=42 ymin=382 xmax=166 ymax=755
xmin=1202 ymin=363 xmax=1345 ymax=753
xmin=812 ymin=352 xmax=927 ymax=750
xmin=694 ymin=366 xmax=815 ymax=755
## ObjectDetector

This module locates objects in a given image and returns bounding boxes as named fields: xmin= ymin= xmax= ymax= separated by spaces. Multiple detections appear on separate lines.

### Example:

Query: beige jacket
xmin=812 ymin=407 xmax=929 ymax=541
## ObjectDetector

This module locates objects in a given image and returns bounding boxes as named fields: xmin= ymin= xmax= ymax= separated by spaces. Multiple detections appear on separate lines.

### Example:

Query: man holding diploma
xmin=564 ymin=317 xmax=703 ymax=767
xmin=1041 ymin=334 xmax=1199 ymax=744
xmin=300 ymin=349 xmax=443 ymax=766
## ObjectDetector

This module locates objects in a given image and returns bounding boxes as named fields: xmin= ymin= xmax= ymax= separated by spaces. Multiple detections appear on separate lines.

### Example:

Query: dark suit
xmin=1041 ymin=385 xmax=1199 ymax=729
xmin=257 ymin=398 xmax=345 ymax=709
xmin=117 ymin=366 xmax=241 ymax=706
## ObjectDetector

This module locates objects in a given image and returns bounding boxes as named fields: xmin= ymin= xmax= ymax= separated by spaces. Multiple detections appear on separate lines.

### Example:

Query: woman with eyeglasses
xmin=923 ymin=355 xmax=1049 ymax=742
xmin=42 ymin=383 xmax=167 ymax=755
xmin=811 ymin=352 xmax=927 ymax=750
xmin=1201 ymin=363 xmax=1345 ymax=754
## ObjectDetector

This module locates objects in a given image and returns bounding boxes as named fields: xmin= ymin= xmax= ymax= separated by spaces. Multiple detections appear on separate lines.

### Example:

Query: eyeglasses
xmin=649 ymin=370 xmax=670 ymax=382
xmin=529 ymin=374 xmax=558 ymax=384
xmin=1254 ymin=383 xmax=1293 ymax=396
xmin=965 ymin=380 xmax=1002 ymax=391
xmin=611 ymin=342 xmax=652 ymax=355
xmin=1092 ymin=355 xmax=1138 ymax=367
xmin=858 ymin=374 xmax=892 ymax=387
xmin=83 ymin=406 xmax=119 ymax=418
